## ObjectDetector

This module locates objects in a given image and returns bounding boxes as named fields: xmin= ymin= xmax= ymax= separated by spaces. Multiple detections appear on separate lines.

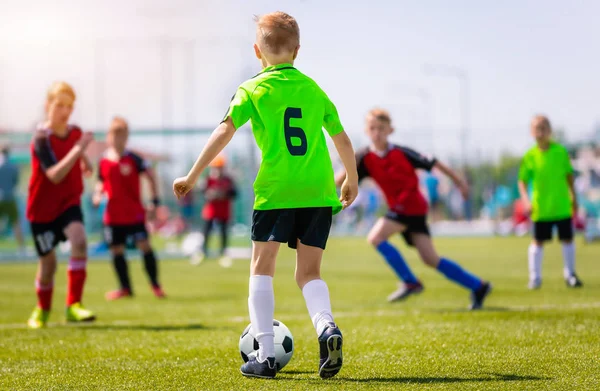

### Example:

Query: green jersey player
xmin=173 ymin=11 xmax=358 ymax=380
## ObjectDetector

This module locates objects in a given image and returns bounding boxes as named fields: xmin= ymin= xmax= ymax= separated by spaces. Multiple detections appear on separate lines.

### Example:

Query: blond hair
xmin=367 ymin=108 xmax=392 ymax=124
xmin=109 ymin=116 xmax=129 ymax=132
xmin=47 ymin=81 xmax=76 ymax=103
xmin=531 ymin=114 xmax=551 ymax=129
xmin=254 ymin=11 xmax=300 ymax=55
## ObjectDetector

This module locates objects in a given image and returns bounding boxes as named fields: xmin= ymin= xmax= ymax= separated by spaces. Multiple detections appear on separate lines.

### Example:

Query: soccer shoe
xmin=65 ymin=303 xmax=96 ymax=323
xmin=152 ymin=285 xmax=167 ymax=298
xmin=218 ymin=255 xmax=233 ymax=268
xmin=27 ymin=307 xmax=50 ymax=329
xmin=105 ymin=288 xmax=133 ymax=301
xmin=528 ymin=279 xmax=542 ymax=290
xmin=240 ymin=356 xmax=276 ymax=379
xmin=190 ymin=251 xmax=205 ymax=266
xmin=387 ymin=281 xmax=424 ymax=302
xmin=469 ymin=281 xmax=492 ymax=310
xmin=565 ymin=275 xmax=583 ymax=288
xmin=318 ymin=323 xmax=343 ymax=379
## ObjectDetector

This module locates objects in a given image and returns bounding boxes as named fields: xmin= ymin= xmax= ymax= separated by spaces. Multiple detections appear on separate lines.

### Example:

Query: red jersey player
xmin=93 ymin=117 xmax=166 ymax=300
xmin=336 ymin=108 xmax=492 ymax=309
xmin=26 ymin=82 xmax=96 ymax=328
xmin=192 ymin=154 xmax=237 ymax=265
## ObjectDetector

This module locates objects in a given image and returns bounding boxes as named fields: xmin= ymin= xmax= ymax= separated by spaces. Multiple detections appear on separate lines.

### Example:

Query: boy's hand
xmin=458 ymin=181 xmax=470 ymax=200
xmin=340 ymin=176 xmax=359 ymax=209
xmin=523 ymin=199 xmax=532 ymax=216
xmin=92 ymin=192 xmax=102 ymax=208
xmin=77 ymin=132 xmax=94 ymax=150
xmin=572 ymin=198 xmax=579 ymax=215
xmin=173 ymin=176 xmax=194 ymax=200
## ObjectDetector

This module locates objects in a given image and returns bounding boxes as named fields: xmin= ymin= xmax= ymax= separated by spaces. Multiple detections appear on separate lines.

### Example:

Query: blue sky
xmin=0 ymin=0 xmax=598 ymax=159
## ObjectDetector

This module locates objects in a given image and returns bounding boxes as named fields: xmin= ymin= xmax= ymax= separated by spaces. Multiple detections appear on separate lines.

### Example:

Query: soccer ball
xmin=239 ymin=319 xmax=294 ymax=370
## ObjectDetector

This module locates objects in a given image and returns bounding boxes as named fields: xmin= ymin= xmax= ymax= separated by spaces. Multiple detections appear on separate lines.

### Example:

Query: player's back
xmin=229 ymin=64 xmax=343 ymax=212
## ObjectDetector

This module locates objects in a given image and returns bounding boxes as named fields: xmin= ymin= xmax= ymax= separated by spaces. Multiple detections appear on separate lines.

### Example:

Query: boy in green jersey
xmin=518 ymin=115 xmax=582 ymax=289
xmin=173 ymin=11 xmax=358 ymax=379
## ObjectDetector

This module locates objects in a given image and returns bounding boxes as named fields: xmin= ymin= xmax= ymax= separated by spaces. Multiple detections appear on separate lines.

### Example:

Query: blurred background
xmin=1 ymin=0 xmax=599 ymax=257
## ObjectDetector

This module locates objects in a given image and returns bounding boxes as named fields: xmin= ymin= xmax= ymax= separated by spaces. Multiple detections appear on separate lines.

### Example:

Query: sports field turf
xmin=1 ymin=236 xmax=598 ymax=390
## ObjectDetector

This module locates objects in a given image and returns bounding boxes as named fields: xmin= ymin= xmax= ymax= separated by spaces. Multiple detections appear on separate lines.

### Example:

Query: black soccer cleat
xmin=318 ymin=323 xmax=343 ymax=379
xmin=387 ymin=281 xmax=424 ymax=302
xmin=240 ymin=355 xmax=276 ymax=379
xmin=565 ymin=274 xmax=583 ymax=288
xmin=469 ymin=281 xmax=492 ymax=310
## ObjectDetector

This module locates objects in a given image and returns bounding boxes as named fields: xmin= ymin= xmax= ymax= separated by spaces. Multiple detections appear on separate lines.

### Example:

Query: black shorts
xmin=30 ymin=206 xmax=84 ymax=257
xmin=104 ymin=223 xmax=149 ymax=246
xmin=384 ymin=211 xmax=430 ymax=247
xmin=533 ymin=218 xmax=573 ymax=242
xmin=251 ymin=207 xmax=332 ymax=250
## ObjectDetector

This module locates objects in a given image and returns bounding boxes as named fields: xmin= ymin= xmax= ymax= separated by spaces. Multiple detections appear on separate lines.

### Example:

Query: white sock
xmin=248 ymin=275 xmax=275 ymax=361
xmin=528 ymin=244 xmax=543 ymax=282
xmin=302 ymin=279 xmax=335 ymax=337
xmin=562 ymin=242 xmax=576 ymax=278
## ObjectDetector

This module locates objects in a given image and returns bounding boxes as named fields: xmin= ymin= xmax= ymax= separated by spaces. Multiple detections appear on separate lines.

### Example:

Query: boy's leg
xmin=248 ymin=241 xmax=279 ymax=360
xmin=558 ymin=218 xmax=582 ymax=287
xmin=367 ymin=216 xmax=420 ymax=286
xmin=106 ymin=243 xmax=134 ymax=300
xmin=411 ymin=233 xmax=491 ymax=309
xmin=219 ymin=219 xmax=229 ymax=256
xmin=529 ymin=221 xmax=551 ymax=288
xmin=29 ymin=250 xmax=57 ymax=328
xmin=104 ymin=225 xmax=133 ymax=299
xmin=63 ymin=215 xmax=95 ymax=322
xmin=137 ymin=234 xmax=166 ymax=297
xmin=201 ymin=219 xmax=213 ymax=256
xmin=296 ymin=241 xmax=343 ymax=379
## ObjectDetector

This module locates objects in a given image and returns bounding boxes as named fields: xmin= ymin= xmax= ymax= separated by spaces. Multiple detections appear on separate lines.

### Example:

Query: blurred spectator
xmin=0 ymin=145 xmax=24 ymax=252
xmin=424 ymin=172 xmax=442 ymax=221
xmin=178 ymin=191 xmax=195 ymax=231
xmin=195 ymin=154 xmax=237 ymax=265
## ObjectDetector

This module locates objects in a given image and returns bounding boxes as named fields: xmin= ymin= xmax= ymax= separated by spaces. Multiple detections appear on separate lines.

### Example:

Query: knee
xmin=367 ymin=233 xmax=384 ymax=247
xmin=137 ymin=240 xmax=152 ymax=254
xmin=422 ymin=255 xmax=439 ymax=268
xmin=70 ymin=235 xmax=87 ymax=254
xmin=531 ymin=241 xmax=544 ymax=248
xmin=111 ymin=246 xmax=125 ymax=256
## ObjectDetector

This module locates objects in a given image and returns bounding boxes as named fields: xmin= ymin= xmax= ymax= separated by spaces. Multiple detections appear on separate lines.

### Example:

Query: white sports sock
xmin=302 ymin=279 xmax=334 ymax=337
xmin=248 ymin=275 xmax=275 ymax=361
xmin=562 ymin=242 xmax=576 ymax=278
xmin=528 ymin=244 xmax=543 ymax=282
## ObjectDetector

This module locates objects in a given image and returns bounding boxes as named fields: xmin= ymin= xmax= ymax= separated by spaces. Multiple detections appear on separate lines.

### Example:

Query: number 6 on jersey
xmin=284 ymin=107 xmax=307 ymax=156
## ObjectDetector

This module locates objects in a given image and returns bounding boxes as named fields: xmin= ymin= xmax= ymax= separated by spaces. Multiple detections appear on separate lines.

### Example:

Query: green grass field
xmin=1 ymin=236 xmax=598 ymax=390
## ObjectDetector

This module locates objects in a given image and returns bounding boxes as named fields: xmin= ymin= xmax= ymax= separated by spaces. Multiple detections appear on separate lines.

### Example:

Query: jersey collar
xmin=261 ymin=63 xmax=296 ymax=73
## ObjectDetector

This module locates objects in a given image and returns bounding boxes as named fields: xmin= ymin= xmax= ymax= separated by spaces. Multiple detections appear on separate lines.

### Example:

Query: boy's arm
xmin=173 ymin=118 xmax=236 ymax=199
xmin=36 ymin=132 xmax=94 ymax=184
xmin=434 ymin=160 xmax=469 ymax=199
xmin=331 ymin=131 xmax=359 ymax=209
xmin=143 ymin=167 xmax=161 ymax=206
xmin=92 ymin=180 xmax=104 ymax=208
xmin=81 ymin=154 xmax=94 ymax=178
xmin=567 ymin=173 xmax=578 ymax=214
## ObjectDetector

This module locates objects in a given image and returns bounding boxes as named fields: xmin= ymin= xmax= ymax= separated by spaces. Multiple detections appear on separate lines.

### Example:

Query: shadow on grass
xmin=278 ymin=373 xmax=551 ymax=384
xmin=72 ymin=323 xmax=210 ymax=332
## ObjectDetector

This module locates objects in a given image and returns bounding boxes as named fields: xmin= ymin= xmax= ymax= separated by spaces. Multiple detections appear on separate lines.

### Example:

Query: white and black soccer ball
xmin=239 ymin=319 xmax=294 ymax=370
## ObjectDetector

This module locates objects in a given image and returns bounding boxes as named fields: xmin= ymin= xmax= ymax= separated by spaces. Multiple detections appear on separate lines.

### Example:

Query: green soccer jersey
xmin=518 ymin=142 xmax=573 ymax=221
xmin=223 ymin=63 xmax=344 ymax=213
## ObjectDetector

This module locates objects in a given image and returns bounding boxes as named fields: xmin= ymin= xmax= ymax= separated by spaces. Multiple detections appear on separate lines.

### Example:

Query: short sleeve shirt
xmin=223 ymin=63 xmax=343 ymax=213
xmin=518 ymin=142 xmax=573 ymax=221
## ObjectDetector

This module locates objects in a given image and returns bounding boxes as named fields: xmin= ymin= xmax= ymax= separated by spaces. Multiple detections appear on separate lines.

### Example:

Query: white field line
xmin=2 ymin=301 xmax=599 ymax=331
